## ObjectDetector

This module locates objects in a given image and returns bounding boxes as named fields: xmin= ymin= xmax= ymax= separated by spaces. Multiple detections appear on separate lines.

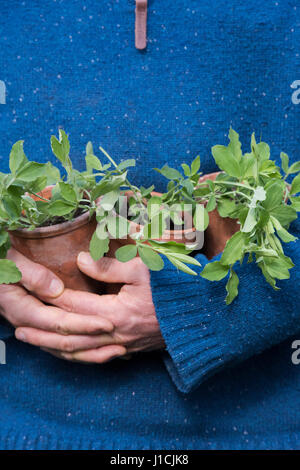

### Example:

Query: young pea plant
xmin=89 ymin=146 xmax=202 ymax=275
xmin=153 ymin=128 xmax=300 ymax=304
xmin=0 ymin=130 xmax=202 ymax=285
xmin=199 ymin=129 xmax=300 ymax=304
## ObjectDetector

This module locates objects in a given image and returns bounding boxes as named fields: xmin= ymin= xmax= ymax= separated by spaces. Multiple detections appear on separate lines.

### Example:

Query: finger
xmin=48 ymin=288 xmax=117 ymax=317
xmin=7 ymin=248 xmax=64 ymax=298
xmin=77 ymin=252 xmax=148 ymax=284
xmin=15 ymin=327 xmax=116 ymax=352
xmin=1 ymin=287 xmax=114 ymax=334
xmin=42 ymin=345 xmax=127 ymax=363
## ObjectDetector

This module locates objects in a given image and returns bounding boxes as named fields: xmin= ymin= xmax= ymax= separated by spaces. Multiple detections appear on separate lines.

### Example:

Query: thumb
xmin=7 ymin=248 xmax=64 ymax=298
xmin=77 ymin=252 xmax=145 ymax=284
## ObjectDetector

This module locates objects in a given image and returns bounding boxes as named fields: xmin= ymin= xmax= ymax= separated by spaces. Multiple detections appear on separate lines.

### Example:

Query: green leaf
xmin=217 ymin=199 xmax=236 ymax=218
xmin=228 ymin=127 xmax=242 ymax=161
xmin=0 ymin=231 xmax=10 ymax=259
xmin=86 ymin=141 xmax=94 ymax=155
xmin=262 ymin=182 xmax=284 ymax=211
xmin=254 ymin=247 xmax=278 ymax=257
xmin=206 ymin=194 xmax=216 ymax=212
xmin=166 ymin=255 xmax=198 ymax=275
xmin=225 ymin=269 xmax=239 ymax=305
xmin=59 ymin=129 xmax=70 ymax=158
xmin=50 ymin=129 xmax=70 ymax=165
xmin=100 ymin=190 xmax=120 ymax=211
xmin=257 ymin=207 xmax=270 ymax=228
xmin=48 ymin=200 xmax=75 ymax=216
xmin=89 ymin=231 xmax=109 ymax=261
xmin=0 ymin=259 xmax=22 ymax=284
xmin=154 ymin=165 xmax=182 ymax=180
xmin=28 ymin=176 xmax=47 ymax=193
xmin=280 ymin=152 xmax=289 ymax=174
xmin=258 ymin=262 xmax=279 ymax=290
xmin=270 ymin=216 xmax=297 ymax=243
xmin=241 ymin=153 xmax=255 ymax=178
xmin=6 ymin=184 xmax=23 ymax=199
xmin=182 ymin=179 xmax=194 ymax=195
xmin=290 ymin=196 xmax=300 ymax=211
xmin=288 ymin=161 xmax=300 ymax=174
xmin=2 ymin=196 xmax=21 ymax=219
xmin=181 ymin=163 xmax=191 ymax=177
xmin=144 ymin=213 xmax=166 ymax=239
xmin=44 ymin=162 xmax=61 ymax=185
xmin=221 ymin=231 xmax=245 ymax=266
xmin=147 ymin=196 xmax=162 ymax=219
xmin=148 ymin=240 xmax=193 ymax=254
xmin=138 ymin=245 xmax=164 ymax=271
xmin=17 ymin=162 xmax=46 ymax=182
xmin=211 ymin=145 xmax=241 ymax=178
xmin=191 ymin=155 xmax=200 ymax=175
xmin=263 ymin=256 xmax=291 ymax=280
xmin=270 ymin=205 xmax=297 ymax=227
xmin=201 ymin=261 xmax=229 ymax=281
xmin=96 ymin=220 xmax=108 ymax=239
xmin=140 ymin=185 xmax=155 ymax=197
xmin=241 ymin=207 xmax=256 ymax=233
xmin=193 ymin=205 xmax=209 ymax=231
xmin=9 ymin=141 xmax=28 ymax=174
xmin=107 ymin=215 xmax=129 ymax=239
xmin=167 ymin=252 xmax=201 ymax=267
xmin=115 ymin=244 xmax=137 ymax=262
xmin=278 ymin=253 xmax=294 ymax=269
xmin=85 ymin=153 xmax=102 ymax=171
xmin=259 ymin=160 xmax=281 ymax=177
xmin=0 ymin=231 xmax=9 ymax=247
xmin=59 ymin=182 xmax=77 ymax=204
xmin=291 ymin=173 xmax=300 ymax=195
xmin=118 ymin=159 xmax=136 ymax=171
xmin=256 ymin=142 xmax=270 ymax=162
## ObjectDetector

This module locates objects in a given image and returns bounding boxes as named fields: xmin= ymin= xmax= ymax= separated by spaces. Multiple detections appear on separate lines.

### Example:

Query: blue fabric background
xmin=0 ymin=0 xmax=300 ymax=450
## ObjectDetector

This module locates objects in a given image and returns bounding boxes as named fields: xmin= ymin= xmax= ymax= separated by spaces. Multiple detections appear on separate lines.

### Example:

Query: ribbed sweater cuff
xmin=150 ymin=254 xmax=226 ymax=393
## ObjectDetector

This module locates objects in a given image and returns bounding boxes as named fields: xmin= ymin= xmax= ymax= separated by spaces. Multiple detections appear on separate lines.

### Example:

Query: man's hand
xmin=1 ymin=249 xmax=126 ymax=363
xmin=15 ymin=252 xmax=165 ymax=363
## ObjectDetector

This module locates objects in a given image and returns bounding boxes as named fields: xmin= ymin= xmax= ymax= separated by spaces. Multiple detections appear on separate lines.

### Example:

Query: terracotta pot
xmin=198 ymin=172 xmax=239 ymax=259
xmin=9 ymin=186 xmax=102 ymax=293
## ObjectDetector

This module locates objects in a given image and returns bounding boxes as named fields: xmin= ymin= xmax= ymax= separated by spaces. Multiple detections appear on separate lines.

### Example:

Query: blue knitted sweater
xmin=0 ymin=0 xmax=300 ymax=450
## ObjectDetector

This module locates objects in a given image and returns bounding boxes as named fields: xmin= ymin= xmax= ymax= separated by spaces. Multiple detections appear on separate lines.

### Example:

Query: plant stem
xmin=28 ymin=191 xmax=50 ymax=203
xmin=200 ymin=180 xmax=254 ymax=191
xmin=219 ymin=190 xmax=253 ymax=202
xmin=99 ymin=146 xmax=145 ymax=206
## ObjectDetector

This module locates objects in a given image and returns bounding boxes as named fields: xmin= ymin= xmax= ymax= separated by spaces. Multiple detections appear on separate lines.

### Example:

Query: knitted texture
xmin=151 ymin=226 xmax=300 ymax=392
xmin=0 ymin=0 xmax=300 ymax=450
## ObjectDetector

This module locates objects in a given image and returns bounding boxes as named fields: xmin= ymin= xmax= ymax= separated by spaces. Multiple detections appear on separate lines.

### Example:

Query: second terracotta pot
xmin=9 ymin=186 xmax=103 ymax=294
xmin=198 ymin=172 xmax=239 ymax=259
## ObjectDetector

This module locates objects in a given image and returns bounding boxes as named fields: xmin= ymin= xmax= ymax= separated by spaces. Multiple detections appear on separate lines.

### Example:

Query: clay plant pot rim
xmin=10 ymin=209 xmax=93 ymax=240
xmin=198 ymin=171 xmax=220 ymax=183
xmin=9 ymin=185 xmax=93 ymax=240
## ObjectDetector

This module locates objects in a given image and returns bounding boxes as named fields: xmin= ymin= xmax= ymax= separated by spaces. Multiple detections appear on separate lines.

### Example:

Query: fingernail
xmin=78 ymin=252 xmax=89 ymax=265
xmin=49 ymin=278 xmax=64 ymax=296
xmin=16 ymin=330 xmax=26 ymax=342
